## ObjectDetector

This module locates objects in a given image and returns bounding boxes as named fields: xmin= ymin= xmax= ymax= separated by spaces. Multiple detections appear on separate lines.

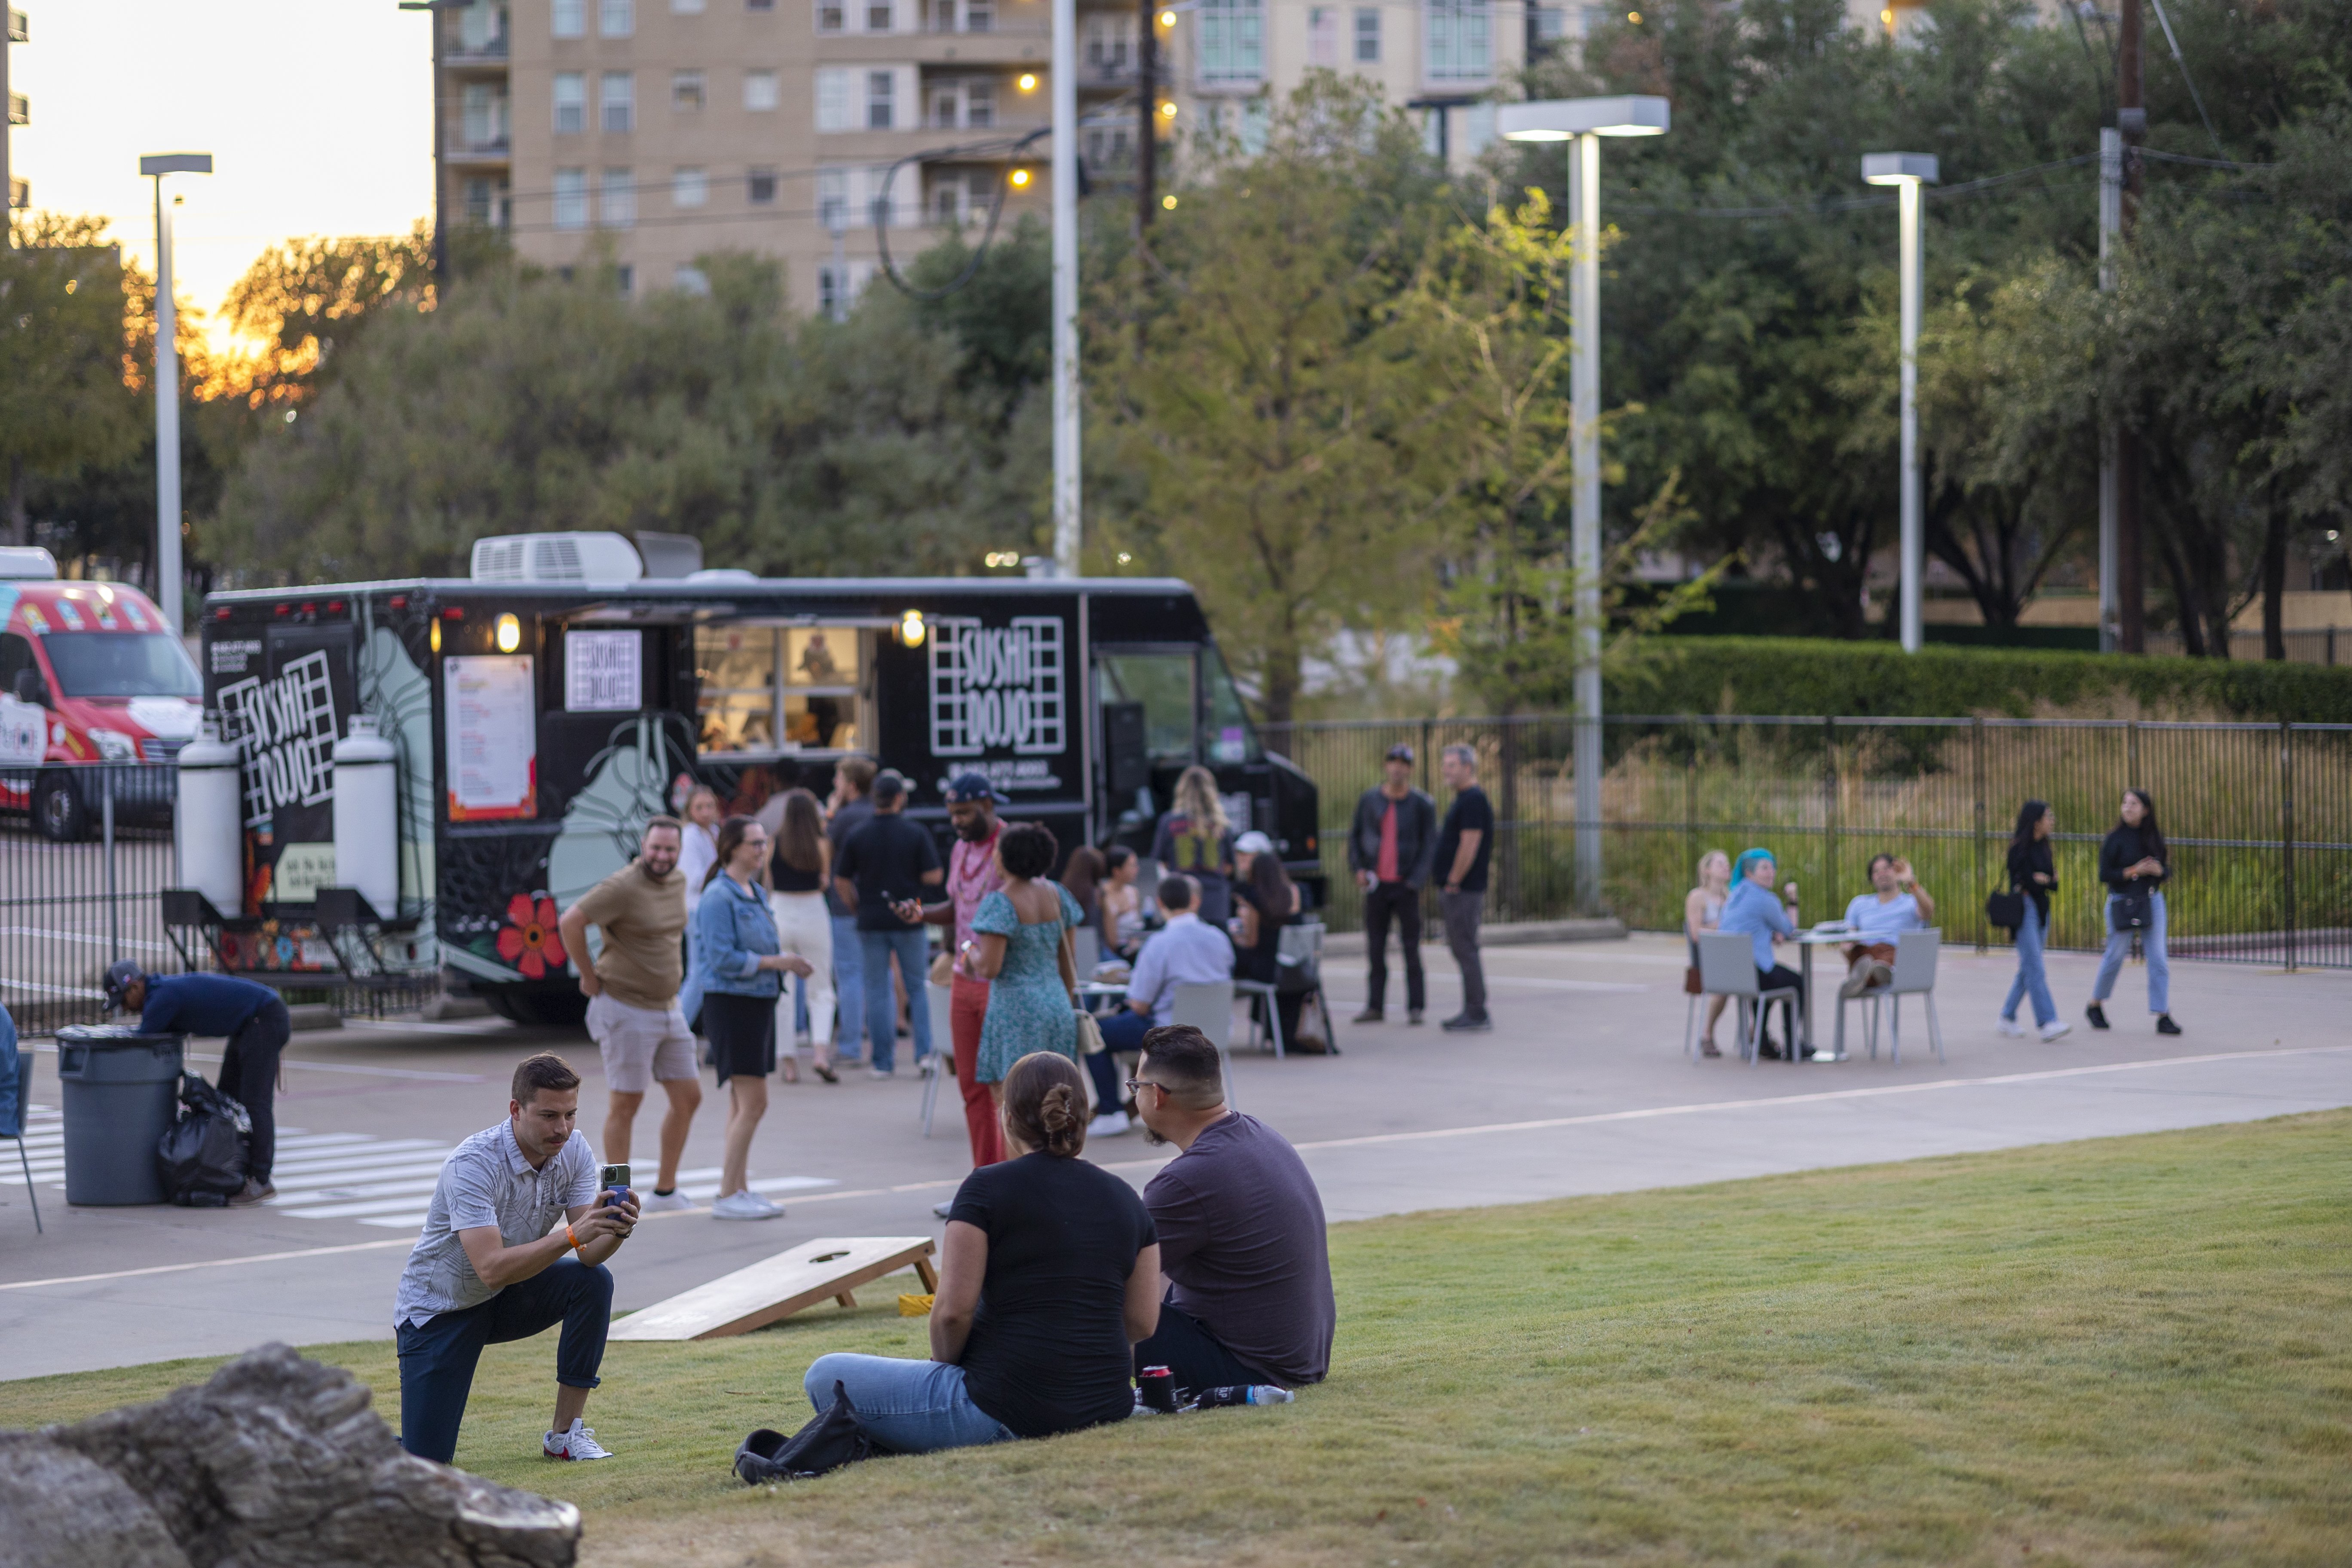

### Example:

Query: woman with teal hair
xmin=1716 ymin=848 xmax=1804 ymax=1059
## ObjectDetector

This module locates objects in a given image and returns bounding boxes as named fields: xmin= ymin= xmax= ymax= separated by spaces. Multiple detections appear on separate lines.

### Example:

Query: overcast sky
xmin=12 ymin=0 xmax=433 ymax=346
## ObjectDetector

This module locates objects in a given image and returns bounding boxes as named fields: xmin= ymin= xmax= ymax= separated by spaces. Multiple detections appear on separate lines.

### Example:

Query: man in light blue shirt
xmin=1098 ymin=873 xmax=1234 ymax=1053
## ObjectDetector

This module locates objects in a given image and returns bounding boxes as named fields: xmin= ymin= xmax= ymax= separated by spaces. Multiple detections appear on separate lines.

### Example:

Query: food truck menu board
xmin=446 ymin=654 xmax=537 ymax=820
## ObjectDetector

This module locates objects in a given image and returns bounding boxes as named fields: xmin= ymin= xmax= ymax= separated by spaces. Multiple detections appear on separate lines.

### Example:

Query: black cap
xmin=103 ymin=960 xmax=145 ymax=1009
xmin=1385 ymin=743 xmax=1415 ymax=764
xmin=871 ymin=769 xmax=908 ymax=804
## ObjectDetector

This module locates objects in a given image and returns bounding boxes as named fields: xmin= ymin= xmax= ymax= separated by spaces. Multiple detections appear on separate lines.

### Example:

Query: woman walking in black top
xmin=1998 ymin=799 xmax=2069 ymax=1041
xmin=799 ymin=1053 xmax=1161 ymax=1451
xmin=2086 ymin=788 xmax=2180 ymax=1035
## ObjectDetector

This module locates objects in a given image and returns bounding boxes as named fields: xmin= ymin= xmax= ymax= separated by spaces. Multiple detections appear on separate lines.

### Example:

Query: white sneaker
xmin=749 ymin=1190 xmax=784 ymax=1216
xmin=1994 ymin=1016 xmax=2026 ymax=1038
xmin=931 ymin=1199 xmax=954 ymax=1219
xmin=544 ymin=1419 xmax=612 ymax=1461
xmin=1087 ymin=1110 xmax=1130 ymax=1138
xmin=919 ymin=1054 xmax=940 ymax=1075
xmin=638 ymin=1190 xmax=692 ymax=1213
xmin=2039 ymin=1020 xmax=2071 ymax=1041
xmin=869 ymin=1066 xmax=895 ymax=1081
xmin=711 ymin=1190 xmax=780 ymax=1221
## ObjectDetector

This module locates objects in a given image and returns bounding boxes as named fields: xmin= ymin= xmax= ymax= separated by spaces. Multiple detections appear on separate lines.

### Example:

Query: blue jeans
xmin=831 ymin=914 xmax=867 ymax=1061
xmin=802 ymin=1353 xmax=1015 ymax=1454
xmin=2003 ymin=899 xmax=2058 ymax=1026
xmin=396 ymin=1257 xmax=612 ymax=1464
xmin=2092 ymin=890 xmax=2169 ymax=1014
xmin=860 ymin=925 xmax=934 ymax=1074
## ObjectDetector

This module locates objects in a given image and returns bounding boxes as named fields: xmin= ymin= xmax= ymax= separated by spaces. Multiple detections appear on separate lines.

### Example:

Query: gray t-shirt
xmin=1143 ymin=1113 xmax=1335 ymax=1386
xmin=394 ymin=1120 xmax=598 ymax=1328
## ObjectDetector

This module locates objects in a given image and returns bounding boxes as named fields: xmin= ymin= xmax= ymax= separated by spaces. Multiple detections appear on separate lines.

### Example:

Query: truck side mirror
xmin=12 ymin=668 xmax=46 ymax=707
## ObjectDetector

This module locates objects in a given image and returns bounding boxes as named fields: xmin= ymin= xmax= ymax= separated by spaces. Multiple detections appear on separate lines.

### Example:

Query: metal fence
xmin=2143 ymin=627 xmax=2351 ymax=666
xmin=1266 ymin=715 xmax=2352 ymax=969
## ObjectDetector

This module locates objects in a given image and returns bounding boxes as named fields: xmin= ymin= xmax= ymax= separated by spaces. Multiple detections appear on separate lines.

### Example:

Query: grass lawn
xmin=6 ymin=1111 xmax=2349 ymax=1567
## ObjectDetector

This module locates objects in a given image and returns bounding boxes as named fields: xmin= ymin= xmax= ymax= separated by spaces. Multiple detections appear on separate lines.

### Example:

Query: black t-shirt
xmin=949 ymin=1151 xmax=1157 ymax=1439
xmin=824 ymin=798 xmax=875 ymax=917
xmin=833 ymin=812 xmax=941 ymax=931
xmin=1437 ymin=786 xmax=1496 ymax=894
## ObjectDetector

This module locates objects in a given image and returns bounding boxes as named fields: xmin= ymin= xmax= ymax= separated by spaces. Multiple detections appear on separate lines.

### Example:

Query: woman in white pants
xmin=768 ymin=789 xmax=840 ymax=1083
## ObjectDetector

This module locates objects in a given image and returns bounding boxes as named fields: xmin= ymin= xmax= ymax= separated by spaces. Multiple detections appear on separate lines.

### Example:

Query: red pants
xmin=951 ymin=976 xmax=1004 ymax=1169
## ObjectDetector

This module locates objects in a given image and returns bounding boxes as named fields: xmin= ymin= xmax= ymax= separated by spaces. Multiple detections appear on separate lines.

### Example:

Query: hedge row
xmin=1601 ymin=637 xmax=2352 ymax=724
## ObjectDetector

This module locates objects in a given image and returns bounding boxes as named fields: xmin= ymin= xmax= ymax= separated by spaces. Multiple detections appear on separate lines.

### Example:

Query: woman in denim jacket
xmin=692 ymin=814 xmax=812 ymax=1221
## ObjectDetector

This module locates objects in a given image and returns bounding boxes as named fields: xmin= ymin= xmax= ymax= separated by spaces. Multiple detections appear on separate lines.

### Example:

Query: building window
xmin=747 ymin=165 xmax=778 ymax=203
xmin=675 ymin=264 xmax=712 ymax=295
xmin=746 ymin=68 xmax=781 ymax=111
xmin=933 ymin=178 xmax=963 ymax=225
xmin=748 ymin=0 xmax=776 ymax=9
xmin=966 ymin=80 xmax=994 ymax=126
xmin=818 ymin=168 xmax=850 ymax=230
xmin=1307 ymin=6 xmax=1336 ymax=66
xmin=462 ymin=177 xmax=509 ymax=225
xmin=815 ymin=67 xmax=850 ymax=128
xmin=673 ymin=165 xmax=708 ymax=206
xmin=672 ymin=0 xmax=706 ymax=12
xmin=1526 ymin=3 xmax=1565 ymax=54
xmin=818 ymin=0 xmax=844 ymax=28
xmin=600 ymin=167 xmax=637 ymax=227
xmin=554 ymin=72 xmax=587 ymax=134
xmin=458 ymin=2 xmax=508 ymax=53
xmin=673 ymin=70 xmax=705 ymax=110
xmin=867 ymin=70 xmax=896 ymax=129
xmin=554 ymin=167 xmax=589 ymax=229
xmin=461 ymin=82 xmax=509 ymax=148
xmin=1425 ymin=0 xmax=1490 ymax=80
xmin=1198 ymin=0 xmax=1263 ymax=85
xmin=600 ymin=72 xmax=634 ymax=132
xmin=615 ymin=263 xmax=635 ymax=294
xmin=553 ymin=0 xmax=585 ymax=37
xmin=866 ymin=0 xmax=893 ymax=28
xmin=1084 ymin=13 xmax=1130 ymax=73
xmin=599 ymin=0 xmax=634 ymax=36
xmin=964 ymin=0 xmax=992 ymax=29
xmin=1354 ymin=5 xmax=1380 ymax=61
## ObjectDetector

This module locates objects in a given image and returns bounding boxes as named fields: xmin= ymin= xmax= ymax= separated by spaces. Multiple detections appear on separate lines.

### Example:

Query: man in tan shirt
xmin=557 ymin=817 xmax=699 ymax=1212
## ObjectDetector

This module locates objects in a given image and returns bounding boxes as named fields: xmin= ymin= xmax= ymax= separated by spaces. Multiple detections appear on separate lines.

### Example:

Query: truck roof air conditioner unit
xmin=469 ymin=532 xmax=645 ymax=584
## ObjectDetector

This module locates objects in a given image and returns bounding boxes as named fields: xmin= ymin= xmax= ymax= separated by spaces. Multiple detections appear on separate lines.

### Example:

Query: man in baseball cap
xmin=909 ymin=771 xmax=1014 ymax=1185
xmin=106 ymin=960 xmax=290 ymax=1206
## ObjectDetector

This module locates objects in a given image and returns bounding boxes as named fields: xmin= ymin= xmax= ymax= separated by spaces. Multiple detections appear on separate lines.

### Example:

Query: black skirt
xmin=702 ymin=991 xmax=777 ymax=1084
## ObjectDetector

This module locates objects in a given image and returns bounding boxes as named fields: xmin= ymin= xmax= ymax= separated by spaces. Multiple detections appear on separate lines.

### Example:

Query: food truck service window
xmin=695 ymin=625 xmax=868 ymax=755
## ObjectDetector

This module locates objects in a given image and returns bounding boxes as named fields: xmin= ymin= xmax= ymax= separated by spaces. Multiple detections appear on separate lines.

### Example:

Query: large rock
xmin=0 ymin=1344 xmax=579 ymax=1568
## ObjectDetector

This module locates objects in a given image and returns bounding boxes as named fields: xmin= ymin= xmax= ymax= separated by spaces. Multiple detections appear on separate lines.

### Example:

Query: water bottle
xmin=1192 ymin=1384 xmax=1293 ymax=1408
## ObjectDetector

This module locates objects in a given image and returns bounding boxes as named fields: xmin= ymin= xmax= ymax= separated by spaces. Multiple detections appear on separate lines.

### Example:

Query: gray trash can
xmin=55 ymin=1026 xmax=185 ymax=1206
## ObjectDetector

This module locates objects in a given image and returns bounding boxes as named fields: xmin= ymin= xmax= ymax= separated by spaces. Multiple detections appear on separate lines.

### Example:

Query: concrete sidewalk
xmin=3 ymin=932 xmax=2347 ymax=1384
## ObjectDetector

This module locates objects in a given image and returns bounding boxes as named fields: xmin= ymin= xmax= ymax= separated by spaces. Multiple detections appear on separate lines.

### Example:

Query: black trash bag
xmin=735 ymin=1381 xmax=891 ymax=1483
xmin=156 ymin=1072 xmax=251 ymax=1208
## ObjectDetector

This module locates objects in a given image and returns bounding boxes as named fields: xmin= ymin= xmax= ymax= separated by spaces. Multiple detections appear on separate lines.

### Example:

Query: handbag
xmin=1073 ymin=1007 xmax=1107 ymax=1057
xmin=1683 ymin=965 xmax=1703 ymax=996
xmin=2113 ymin=882 xmax=2153 ymax=930
xmin=735 ymin=1381 xmax=891 ymax=1484
xmin=1984 ymin=887 xmax=2025 ymax=932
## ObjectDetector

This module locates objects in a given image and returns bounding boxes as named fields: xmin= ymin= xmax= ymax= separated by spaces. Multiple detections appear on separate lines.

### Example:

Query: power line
xmin=2144 ymin=0 xmax=2228 ymax=162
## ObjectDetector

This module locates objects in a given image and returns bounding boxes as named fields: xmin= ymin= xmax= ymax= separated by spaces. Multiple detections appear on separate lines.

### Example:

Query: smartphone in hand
xmin=599 ymin=1162 xmax=631 ymax=1211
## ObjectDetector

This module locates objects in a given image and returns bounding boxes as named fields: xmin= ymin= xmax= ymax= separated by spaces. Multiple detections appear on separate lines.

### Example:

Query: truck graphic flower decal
xmin=496 ymin=894 xmax=567 ymax=978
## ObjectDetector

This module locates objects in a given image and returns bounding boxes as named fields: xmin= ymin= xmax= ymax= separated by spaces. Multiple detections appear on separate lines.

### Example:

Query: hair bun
xmin=1040 ymin=1084 xmax=1076 ymax=1131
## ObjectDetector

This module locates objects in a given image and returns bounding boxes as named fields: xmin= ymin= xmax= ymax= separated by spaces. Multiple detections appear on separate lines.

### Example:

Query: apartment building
xmin=4 ymin=6 xmax=28 ymax=217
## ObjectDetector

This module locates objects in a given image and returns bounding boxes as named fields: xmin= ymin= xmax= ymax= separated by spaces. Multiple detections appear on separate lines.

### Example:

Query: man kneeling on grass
xmin=1130 ymin=1025 xmax=1335 ymax=1395
xmin=394 ymin=1053 xmax=640 ymax=1465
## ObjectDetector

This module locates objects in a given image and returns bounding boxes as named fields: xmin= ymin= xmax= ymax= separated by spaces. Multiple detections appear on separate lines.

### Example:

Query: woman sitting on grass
xmin=800 ymin=1053 xmax=1162 ymax=1452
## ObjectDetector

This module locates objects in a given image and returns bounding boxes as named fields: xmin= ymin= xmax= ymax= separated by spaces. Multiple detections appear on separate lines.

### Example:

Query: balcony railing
xmin=6 ymin=9 xmax=25 ymax=43
xmin=7 ymin=92 xmax=27 ymax=127
xmin=446 ymin=135 xmax=513 ymax=160
xmin=445 ymin=37 xmax=511 ymax=64
xmin=7 ymin=177 xmax=27 ymax=211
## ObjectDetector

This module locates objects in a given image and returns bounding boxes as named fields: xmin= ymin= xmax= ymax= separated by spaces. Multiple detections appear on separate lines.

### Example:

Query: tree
xmin=1087 ymin=76 xmax=1450 ymax=726
xmin=219 ymin=223 xmax=436 ymax=410
xmin=0 ymin=213 xmax=142 ymax=545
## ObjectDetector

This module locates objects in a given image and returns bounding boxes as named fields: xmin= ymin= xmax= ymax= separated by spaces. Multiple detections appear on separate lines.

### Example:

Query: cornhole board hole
xmin=610 ymin=1236 xmax=939 ymax=1342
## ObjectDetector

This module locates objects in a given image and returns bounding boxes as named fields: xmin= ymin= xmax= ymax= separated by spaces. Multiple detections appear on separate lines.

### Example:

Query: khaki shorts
xmin=586 ymin=993 xmax=698 ymax=1093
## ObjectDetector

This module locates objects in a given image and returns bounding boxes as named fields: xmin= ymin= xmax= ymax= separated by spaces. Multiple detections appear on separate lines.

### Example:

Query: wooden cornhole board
xmin=609 ymin=1236 xmax=939 ymax=1342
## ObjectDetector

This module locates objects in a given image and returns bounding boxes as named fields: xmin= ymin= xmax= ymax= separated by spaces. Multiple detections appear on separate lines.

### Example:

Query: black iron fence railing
xmin=1263 ymin=716 xmax=2352 ymax=970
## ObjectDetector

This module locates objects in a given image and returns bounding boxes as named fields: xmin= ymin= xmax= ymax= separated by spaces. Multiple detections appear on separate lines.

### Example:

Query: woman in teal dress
xmin=967 ymin=822 xmax=1085 ymax=1096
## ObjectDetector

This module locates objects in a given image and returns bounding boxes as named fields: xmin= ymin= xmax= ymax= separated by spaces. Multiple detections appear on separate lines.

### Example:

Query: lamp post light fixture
xmin=1498 ymin=94 xmax=1668 ymax=911
xmin=138 ymin=151 xmax=213 ymax=634
xmin=1862 ymin=151 xmax=1939 ymax=655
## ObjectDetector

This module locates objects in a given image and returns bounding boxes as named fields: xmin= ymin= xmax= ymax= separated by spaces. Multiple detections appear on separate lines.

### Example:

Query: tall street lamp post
xmin=1862 ymin=152 xmax=1938 ymax=654
xmin=1049 ymin=0 xmax=1079 ymax=576
xmin=139 ymin=152 xmax=212 ymax=634
xmin=1498 ymin=94 xmax=1669 ymax=911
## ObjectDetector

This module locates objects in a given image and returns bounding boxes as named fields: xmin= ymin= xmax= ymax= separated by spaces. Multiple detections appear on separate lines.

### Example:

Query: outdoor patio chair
xmin=1692 ymin=932 xmax=1801 ymax=1067
xmin=1071 ymin=924 xmax=1100 ymax=979
xmin=2 ymin=1052 xmax=39 ymax=1234
xmin=921 ymin=983 xmax=954 ymax=1136
xmin=1170 ymin=979 xmax=1240 ymax=1109
xmin=1856 ymin=928 xmax=1945 ymax=1064
xmin=1234 ymin=920 xmax=1334 ymax=1060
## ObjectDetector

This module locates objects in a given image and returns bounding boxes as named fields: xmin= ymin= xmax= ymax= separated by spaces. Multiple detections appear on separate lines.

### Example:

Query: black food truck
xmin=184 ymin=533 xmax=1319 ymax=1023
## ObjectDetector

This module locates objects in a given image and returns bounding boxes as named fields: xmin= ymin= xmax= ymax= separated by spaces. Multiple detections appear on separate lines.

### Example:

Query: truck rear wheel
xmin=34 ymin=772 xmax=88 ymax=842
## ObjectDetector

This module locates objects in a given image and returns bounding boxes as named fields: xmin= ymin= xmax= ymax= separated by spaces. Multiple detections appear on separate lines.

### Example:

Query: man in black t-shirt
xmin=830 ymin=770 xmax=943 ymax=1076
xmin=1436 ymin=744 xmax=1495 ymax=1032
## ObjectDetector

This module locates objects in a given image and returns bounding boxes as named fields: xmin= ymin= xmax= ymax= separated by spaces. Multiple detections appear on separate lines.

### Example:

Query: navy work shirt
xmin=138 ymin=974 xmax=278 ymax=1037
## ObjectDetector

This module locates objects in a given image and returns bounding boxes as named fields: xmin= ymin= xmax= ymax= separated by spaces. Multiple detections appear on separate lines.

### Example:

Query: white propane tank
xmin=332 ymin=716 xmax=401 ymax=918
xmin=174 ymin=716 xmax=246 ymax=916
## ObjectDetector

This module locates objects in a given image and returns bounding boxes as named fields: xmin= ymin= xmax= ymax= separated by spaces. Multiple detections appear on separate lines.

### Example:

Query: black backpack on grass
xmin=735 ymin=1381 xmax=891 ymax=1483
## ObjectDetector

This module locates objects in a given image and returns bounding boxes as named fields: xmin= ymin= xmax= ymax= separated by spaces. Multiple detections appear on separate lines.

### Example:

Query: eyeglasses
xmin=1123 ymin=1078 xmax=1167 ymax=1096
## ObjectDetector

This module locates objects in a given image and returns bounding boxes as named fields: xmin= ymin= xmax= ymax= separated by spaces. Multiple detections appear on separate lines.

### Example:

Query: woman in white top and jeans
xmin=678 ymin=787 xmax=723 ymax=897
xmin=1683 ymin=849 xmax=1732 ymax=1057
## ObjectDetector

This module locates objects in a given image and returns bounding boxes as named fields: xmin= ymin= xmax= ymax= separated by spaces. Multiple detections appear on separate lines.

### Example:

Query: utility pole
xmin=1568 ymin=133 xmax=1602 ymax=909
xmin=2114 ymin=0 xmax=2146 ymax=654
xmin=2098 ymin=126 xmax=2120 ymax=652
xmin=140 ymin=153 xmax=212 ymax=634
xmin=1050 ymin=0 xmax=1081 ymax=577
xmin=1136 ymin=0 xmax=1158 ymax=232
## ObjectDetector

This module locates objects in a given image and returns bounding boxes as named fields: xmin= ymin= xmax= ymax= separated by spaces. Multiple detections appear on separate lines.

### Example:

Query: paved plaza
xmin=3 ymin=931 xmax=2349 ymax=1384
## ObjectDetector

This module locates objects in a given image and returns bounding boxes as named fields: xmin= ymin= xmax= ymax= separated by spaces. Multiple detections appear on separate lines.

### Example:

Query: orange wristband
xmin=567 ymin=1225 xmax=582 ymax=1252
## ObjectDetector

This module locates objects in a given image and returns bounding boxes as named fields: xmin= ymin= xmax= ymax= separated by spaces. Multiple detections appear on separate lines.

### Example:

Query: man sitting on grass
xmin=393 ymin=1053 xmax=639 ymax=1466
xmin=1128 ymin=1025 xmax=1334 ymax=1394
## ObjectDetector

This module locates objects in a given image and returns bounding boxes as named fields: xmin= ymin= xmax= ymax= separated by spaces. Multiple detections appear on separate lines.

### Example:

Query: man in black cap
xmin=1346 ymin=743 xmax=1437 ymax=1025
xmin=105 ymin=961 xmax=289 ymax=1206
